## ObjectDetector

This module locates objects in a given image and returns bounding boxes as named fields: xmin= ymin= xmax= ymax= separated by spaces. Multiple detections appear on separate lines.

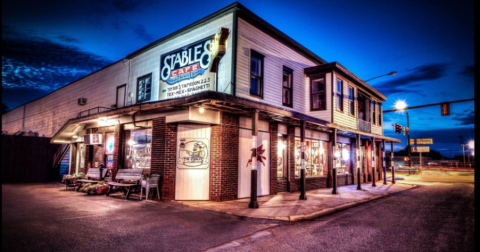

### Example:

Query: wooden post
xmin=249 ymin=109 xmax=259 ymax=208
xmin=332 ymin=129 xmax=338 ymax=194
xmin=356 ymin=134 xmax=362 ymax=190
xmin=371 ymin=137 xmax=376 ymax=187
xmin=299 ymin=120 xmax=307 ymax=200
xmin=391 ymin=141 xmax=395 ymax=184
xmin=382 ymin=139 xmax=387 ymax=184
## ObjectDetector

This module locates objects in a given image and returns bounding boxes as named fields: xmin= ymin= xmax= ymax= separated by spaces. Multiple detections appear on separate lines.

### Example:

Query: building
xmin=2 ymin=2 xmax=400 ymax=201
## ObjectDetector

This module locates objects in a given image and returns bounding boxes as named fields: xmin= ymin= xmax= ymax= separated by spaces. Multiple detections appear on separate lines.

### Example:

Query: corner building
xmin=2 ymin=3 xmax=400 ymax=201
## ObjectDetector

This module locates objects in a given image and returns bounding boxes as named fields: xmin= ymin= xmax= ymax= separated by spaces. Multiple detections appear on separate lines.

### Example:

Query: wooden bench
xmin=106 ymin=169 xmax=144 ymax=200
xmin=75 ymin=168 xmax=108 ymax=192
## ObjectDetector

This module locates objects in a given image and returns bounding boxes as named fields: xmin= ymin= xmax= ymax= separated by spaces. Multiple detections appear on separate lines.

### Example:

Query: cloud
xmin=452 ymin=110 xmax=475 ymax=126
xmin=133 ymin=24 xmax=154 ymax=42
xmin=113 ymin=0 xmax=144 ymax=12
xmin=373 ymin=63 xmax=448 ymax=96
xmin=458 ymin=64 xmax=474 ymax=78
xmin=55 ymin=35 xmax=80 ymax=43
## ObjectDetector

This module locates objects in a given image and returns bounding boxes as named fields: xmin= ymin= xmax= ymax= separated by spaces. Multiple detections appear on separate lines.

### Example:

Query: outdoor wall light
xmin=128 ymin=140 xmax=135 ymax=146
xmin=468 ymin=140 xmax=474 ymax=149
xmin=198 ymin=103 xmax=205 ymax=114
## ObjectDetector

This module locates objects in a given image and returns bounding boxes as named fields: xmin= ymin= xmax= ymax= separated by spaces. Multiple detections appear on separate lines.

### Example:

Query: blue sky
xmin=2 ymin=0 xmax=474 ymax=157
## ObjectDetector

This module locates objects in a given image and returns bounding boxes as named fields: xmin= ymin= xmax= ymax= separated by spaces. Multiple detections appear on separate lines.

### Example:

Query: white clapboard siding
xmin=333 ymin=73 xmax=357 ymax=130
xmin=238 ymin=129 xmax=270 ymax=198
xmin=236 ymin=18 xmax=332 ymax=122
xmin=175 ymin=124 xmax=211 ymax=200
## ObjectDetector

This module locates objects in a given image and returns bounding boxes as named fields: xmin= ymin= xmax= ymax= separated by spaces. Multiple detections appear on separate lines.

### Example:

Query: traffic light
xmin=404 ymin=127 xmax=409 ymax=136
xmin=441 ymin=102 xmax=450 ymax=116
xmin=394 ymin=123 xmax=403 ymax=134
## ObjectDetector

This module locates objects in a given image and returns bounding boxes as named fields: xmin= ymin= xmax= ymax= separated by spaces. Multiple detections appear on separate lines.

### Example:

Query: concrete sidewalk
xmin=179 ymin=182 xmax=416 ymax=221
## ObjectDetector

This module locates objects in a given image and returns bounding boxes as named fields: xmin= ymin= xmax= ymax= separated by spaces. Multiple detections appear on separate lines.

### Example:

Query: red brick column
xmin=287 ymin=125 xmax=297 ymax=192
xmin=210 ymin=123 xmax=222 ymax=201
xmin=111 ymin=124 xmax=123 ymax=180
xmin=269 ymin=122 xmax=278 ymax=195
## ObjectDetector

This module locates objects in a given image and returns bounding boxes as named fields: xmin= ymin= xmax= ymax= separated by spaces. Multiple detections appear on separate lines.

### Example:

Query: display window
xmin=295 ymin=137 xmax=328 ymax=177
xmin=277 ymin=135 xmax=287 ymax=178
xmin=335 ymin=143 xmax=350 ymax=174
xmin=124 ymin=129 xmax=152 ymax=169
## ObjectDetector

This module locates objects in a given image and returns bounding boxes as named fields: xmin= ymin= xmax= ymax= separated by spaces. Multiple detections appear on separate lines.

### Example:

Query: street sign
xmin=411 ymin=146 xmax=430 ymax=153
xmin=409 ymin=138 xmax=433 ymax=145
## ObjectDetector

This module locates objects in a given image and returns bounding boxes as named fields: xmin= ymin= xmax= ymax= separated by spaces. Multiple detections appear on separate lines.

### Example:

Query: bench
xmin=106 ymin=169 xmax=144 ymax=200
xmin=75 ymin=168 xmax=108 ymax=192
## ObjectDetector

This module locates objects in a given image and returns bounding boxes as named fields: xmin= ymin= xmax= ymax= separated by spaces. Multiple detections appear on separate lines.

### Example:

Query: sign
xmin=84 ymin=134 xmax=102 ymax=145
xmin=159 ymin=35 xmax=218 ymax=100
xmin=411 ymin=146 xmax=430 ymax=153
xmin=409 ymin=138 xmax=433 ymax=145
xmin=177 ymin=138 xmax=209 ymax=168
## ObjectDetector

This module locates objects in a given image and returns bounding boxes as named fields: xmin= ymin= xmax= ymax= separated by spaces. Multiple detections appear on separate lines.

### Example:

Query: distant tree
xmin=394 ymin=146 xmax=445 ymax=159
xmin=2 ymin=103 xmax=8 ymax=114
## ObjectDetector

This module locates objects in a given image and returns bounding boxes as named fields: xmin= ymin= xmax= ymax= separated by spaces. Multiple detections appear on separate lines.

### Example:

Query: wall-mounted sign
xmin=411 ymin=146 xmax=430 ymax=153
xmin=409 ymin=138 xmax=433 ymax=145
xmin=84 ymin=134 xmax=102 ymax=145
xmin=177 ymin=138 xmax=209 ymax=168
xmin=105 ymin=133 xmax=115 ymax=154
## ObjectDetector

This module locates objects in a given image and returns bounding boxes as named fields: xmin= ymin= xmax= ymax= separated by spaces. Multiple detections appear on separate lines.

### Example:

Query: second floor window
xmin=282 ymin=67 xmax=293 ymax=107
xmin=348 ymin=86 xmax=354 ymax=115
xmin=250 ymin=50 xmax=264 ymax=97
xmin=311 ymin=76 xmax=326 ymax=110
xmin=379 ymin=103 xmax=382 ymax=126
xmin=336 ymin=80 xmax=343 ymax=111
xmin=137 ymin=73 xmax=152 ymax=103
xmin=372 ymin=101 xmax=376 ymax=124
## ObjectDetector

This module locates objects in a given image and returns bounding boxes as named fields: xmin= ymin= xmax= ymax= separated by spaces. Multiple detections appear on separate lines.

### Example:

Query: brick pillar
xmin=210 ymin=122 xmax=222 ymax=201
xmin=220 ymin=113 xmax=239 ymax=201
xmin=269 ymin=122 xmax=278 ymax=195
xmin=287 ymin=125 xmax=297 ymax=192
xmin=111 ymin=124 xmax=124 ymax=180
xmin=69 ymin=143 xmax=77 ymax=175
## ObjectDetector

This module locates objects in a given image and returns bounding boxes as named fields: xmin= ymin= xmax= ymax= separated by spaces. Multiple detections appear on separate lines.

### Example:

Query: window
xmin=379 ymin=103 xmax=382 ymax=126
xmin=335 ymin=143 xmax=350 ymax=174
xmin=310 ymin=76 xmax=326 ymax=110
xmin=277 ymin=135 xmax=287 ymax=178
xmin=336 ymin=80 xmax=343 ymax=111
xmin=137 ymin=73 xmax=152 ymax=103
xmin=282 ymin=67 xmax=293 ymax=107
xmin=250 ymin=50 xmax=264 ymax=97
xmin=124 ymin=129 xmax=152 ymax=169
xmin=348 ymin=86 xmax=354 ymax=116
xmin=295 ymin=137 xmax=328 ymax=177
xmin=372 ymin=101 xmax=376 ymax=124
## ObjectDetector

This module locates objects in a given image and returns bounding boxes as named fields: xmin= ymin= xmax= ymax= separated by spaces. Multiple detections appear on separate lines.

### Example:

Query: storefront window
xmin=105 ymin=132 xmax=114 ymax=168
xmin=124 ymin=129 xmax=152 ymax=169
xmin=78 ymin=143 xmax=85 ymax=169
xmin=336 ymin=143 xmax=350 ymax=174
xmin=295 ymin=137 xmax=329 ymax=177
xmin=277 ymin=135 xmax=287 ymax=178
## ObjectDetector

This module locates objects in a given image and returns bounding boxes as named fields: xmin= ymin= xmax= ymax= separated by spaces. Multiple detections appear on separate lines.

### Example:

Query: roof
xmin=304 ymin=62 xmax=387 ymax=101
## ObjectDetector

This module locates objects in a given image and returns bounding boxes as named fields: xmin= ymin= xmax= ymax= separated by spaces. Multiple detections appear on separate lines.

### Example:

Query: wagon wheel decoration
xmin=246 ymin=144 xmax=266 ymax=167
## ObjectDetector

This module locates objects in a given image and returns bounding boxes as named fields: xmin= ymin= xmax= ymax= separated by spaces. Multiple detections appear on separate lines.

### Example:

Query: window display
xmin=277 ymin=135 xmax=287 ymax=178
xmin=336 ymin=143 xmax=350 ymax=174
xmin=125 ymin=129 xmax=152 ymax=169
xmin=295 ymin=137 xmax=328 ymax=177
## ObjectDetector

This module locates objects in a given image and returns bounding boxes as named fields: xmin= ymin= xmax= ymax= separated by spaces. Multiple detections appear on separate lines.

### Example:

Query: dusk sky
xmin=2 ymin=0 xmax=474 ymax=158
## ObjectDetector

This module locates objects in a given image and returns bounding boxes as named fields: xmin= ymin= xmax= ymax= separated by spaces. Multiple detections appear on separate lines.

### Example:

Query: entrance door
xmin=116 ymin=84 xmax=126 ymax=108
xmin=238 ymin=129 xmax=270 ymax=198
xmin=175 ymin=124 xmax=211 ymax=200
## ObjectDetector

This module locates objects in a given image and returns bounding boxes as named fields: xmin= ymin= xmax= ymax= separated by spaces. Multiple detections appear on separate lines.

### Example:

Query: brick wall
xmin=287 ymin=125 xmax=298 ymax=192
xmin=269 ymin=122 xmax=278 ymax=195
xmin=111 ymin=124 xmax=124 ymax=179
xmin=210 ymin=113 xmax=239 ymax=201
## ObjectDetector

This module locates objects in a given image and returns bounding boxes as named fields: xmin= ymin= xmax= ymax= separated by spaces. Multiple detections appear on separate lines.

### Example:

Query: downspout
xmin=131 ymin=106 xmax=151 ymax=129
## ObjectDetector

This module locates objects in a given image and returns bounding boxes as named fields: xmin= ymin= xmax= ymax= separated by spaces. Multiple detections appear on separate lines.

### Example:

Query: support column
xmin=382 ymin=139 xmax=387 ymax=184
xmin=299 ymin=121 xmax=307 ymax=200
xmin=391 ymin=141 xmax=395 ymax=184
xmin=332 ymin=129 xmax=338 ymax=194
xmin=249 ymin=109 xmax=259 ymax=209
xmin=356 ymin=134 xmax=362 ymax=190
xmin=371 ymin=137 xmax=376 ymax=187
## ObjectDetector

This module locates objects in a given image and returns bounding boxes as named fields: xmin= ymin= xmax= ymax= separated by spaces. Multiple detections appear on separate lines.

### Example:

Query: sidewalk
xmin=178 ymin=182 xmax=416 ymax=221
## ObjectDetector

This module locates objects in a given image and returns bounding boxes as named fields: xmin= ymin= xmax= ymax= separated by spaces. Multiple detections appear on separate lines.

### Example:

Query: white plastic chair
xmin=140 ymin=174 xmax=161 ymax=201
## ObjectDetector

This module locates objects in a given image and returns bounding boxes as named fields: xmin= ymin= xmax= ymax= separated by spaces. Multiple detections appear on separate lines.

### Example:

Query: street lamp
xmin=395 ymin=100 xmax=411 ymax=168
xmin=365 ymin=71 xmax=397 ymax=82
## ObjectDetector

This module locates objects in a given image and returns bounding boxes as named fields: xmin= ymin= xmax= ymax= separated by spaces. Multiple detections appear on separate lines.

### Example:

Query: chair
xmin=64 ymin=178 xmax=78 ymax=191
xmin=140 ymin=174 xmax=161 ymax=201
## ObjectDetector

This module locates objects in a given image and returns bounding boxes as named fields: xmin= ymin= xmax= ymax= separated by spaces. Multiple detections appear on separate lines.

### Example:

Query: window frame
xmin=379 ymin=102 xmax=382 ymax=126
xmin=372 ymin=100 xmax=376 ymax=125
xmin=310 ymin=74 xmax=327 ymax=111
xmin=136 ymin=73 xmax=152 ymax=103
xmin=348 ymin=86 xmax=355 ymax=116
xmin=282 ymin=66 xmax=293 ymax=107
xmin=336 ymin=79 xmax=343 ymax=112
xmin=249 ymin=50 xmax=264 ymax=98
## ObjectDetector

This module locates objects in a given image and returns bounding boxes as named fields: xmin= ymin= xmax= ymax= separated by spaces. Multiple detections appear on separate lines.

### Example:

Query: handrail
xmin=52 ymin=144 xmax=69 ymax=169
xmin=77 ymin=106 xmax=113 ymax=118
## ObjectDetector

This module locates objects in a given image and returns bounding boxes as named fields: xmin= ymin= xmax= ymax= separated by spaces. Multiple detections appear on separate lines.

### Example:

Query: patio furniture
xmin=76 ymin=168 xmax=108 ymax=192
xmin=106 ymin=169 xmax=144 ymax=200
xmin=64 ymin=178 xmax=78 ymax=191
xmin=140 ymin=174 xmax=161 ymax=201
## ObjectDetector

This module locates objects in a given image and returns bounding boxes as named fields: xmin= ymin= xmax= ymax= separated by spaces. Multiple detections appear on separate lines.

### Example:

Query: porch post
xmin=371 ymin=137 xmax=376 ymax=187
xmin=356 ymin=134 xmax=362 ymax=190
xmin=382 ymin=139 xmax=387 ymax=184
xmin=391 ymin=141 xmax=395 ymax=184
xmin=249 ymin=109 xmax=259 ymax=208
xmin=299 ymin=120 xmax=307 ymax=200
xmin=332 ymin=128 xmax=338 ymax=194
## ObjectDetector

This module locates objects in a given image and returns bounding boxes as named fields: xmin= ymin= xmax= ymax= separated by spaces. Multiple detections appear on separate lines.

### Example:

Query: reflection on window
xmin=295 ymin=137 xmax=328 ymax=177
xmin=125 ymin=129 xmax=152 ymax=169
xmin=277 ymin=135 xmax=287 ymax=178
xmin=311 ymin=77 xmax=326 ymax=110
xmin=335 ymin=143 xmax=350 ymax=174
xmin=137 ymin=74 xmax=152 ymax=103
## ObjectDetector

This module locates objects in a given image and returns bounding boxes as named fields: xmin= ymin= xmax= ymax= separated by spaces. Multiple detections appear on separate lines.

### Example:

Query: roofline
xmin=304 ymin=62 xmax=387 ymax=101
xmin=126 ymin=2 xmax=327 ymax=64
xmin=3 ymin=59 xmax=124 ymax=115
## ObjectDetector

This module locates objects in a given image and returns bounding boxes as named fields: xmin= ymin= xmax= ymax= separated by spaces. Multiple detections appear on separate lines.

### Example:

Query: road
xmin=2 ymin=171 xmax=474 ymax=252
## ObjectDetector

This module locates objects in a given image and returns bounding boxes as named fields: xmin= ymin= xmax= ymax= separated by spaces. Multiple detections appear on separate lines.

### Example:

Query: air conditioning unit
xmin=78 ymin=98 xmax=87 ymax=106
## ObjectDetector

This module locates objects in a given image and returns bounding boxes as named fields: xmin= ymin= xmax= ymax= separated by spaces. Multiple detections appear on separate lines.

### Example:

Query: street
xmin=2 ymin=171 xmax=474 ymax=252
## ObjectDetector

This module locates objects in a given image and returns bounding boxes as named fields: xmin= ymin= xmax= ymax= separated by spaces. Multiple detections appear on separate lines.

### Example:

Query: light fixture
xmin=395 ymin=100 xmax=407 ymax=110
xmin=468 ymin=140 xmax=474 ymax=149
xmin=334 ymin=151 xmax=340 ymax=158
xmin=342 ymin=149 xmax=349 ymax=161
xmin=198 ymin=103 xmax=205 ymax=114
xmin=128 ymin=140 xmax=135 ymax=146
